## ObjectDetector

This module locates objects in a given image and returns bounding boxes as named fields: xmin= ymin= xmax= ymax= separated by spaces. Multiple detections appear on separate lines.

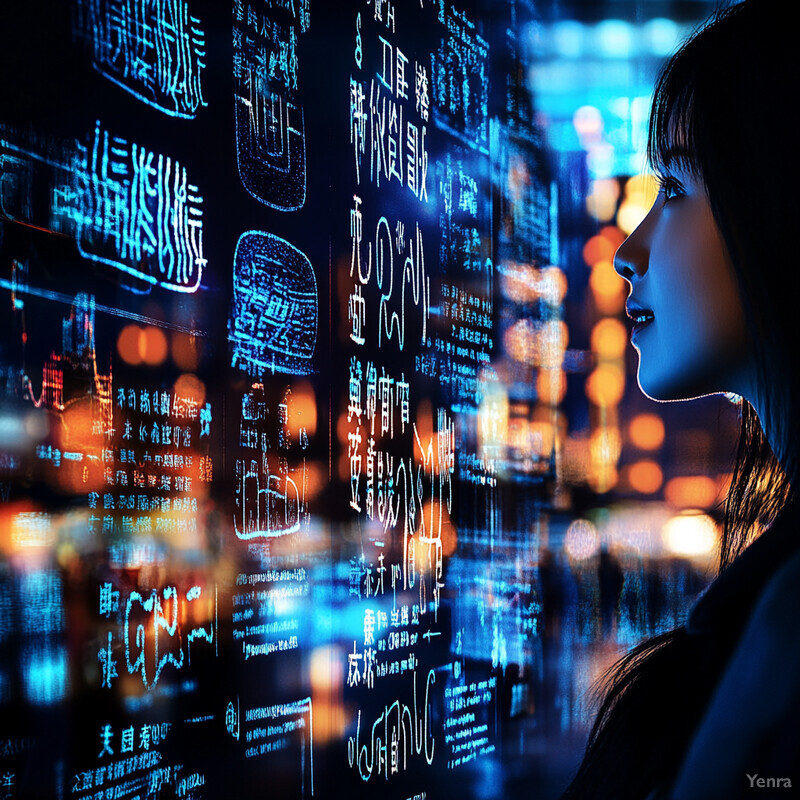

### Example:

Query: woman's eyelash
xmin=659 ymin=177 xmax=685 ymax=202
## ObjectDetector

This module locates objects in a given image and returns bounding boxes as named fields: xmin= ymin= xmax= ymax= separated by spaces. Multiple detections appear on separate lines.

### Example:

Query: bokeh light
xmin=117 ymin=325 xmax=169 ymax=366
xmin=595 ymin=19 xmax=633 ymax=59
xmin=173 ymin=373 xmax=207 ymax=406
xmin=172 ymin=331 xmax=202 ymax=371
xmin=662 ymin=511 xmax=718 ymax=558
xmin=586 ymin=363 xmax=625 ymax=407
xmin=573 ymin=105 xmax=603 ymax=144
xmin=589 ymin=426 xmax=621 ymax=492
xmin=591 ymin=317 xmax=627 ymax=360
xmin=586 ymin=178 xmax=621 ymax=222
xmin=537 ymin=368 xmax=567 ymax=406
xmin=564 ymin=518 xmax=601 ymax=561
xmin=589 ymin=260 xmax=626 ymax=313
xmin=287 ymin=380 xmax=318 ymax=439
xmin=617 ymin=173 xmax=659 ymax=235
xmin=643 ymin=17 xmax=680 ymax=56
xmin=582 ymin=234 xmax=616 ymax=268
xmin=627 ymin=460 xmax=663 ymax=494
xmin=664 ymin=475 xmax=719 ymax=509
xmin=552 ymin=20 xmax=584 ymax=58
xmin=629 ymin=413 xmax=665 ymax=451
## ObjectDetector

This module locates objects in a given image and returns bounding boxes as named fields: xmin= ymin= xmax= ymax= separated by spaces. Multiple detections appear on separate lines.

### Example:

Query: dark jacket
xmin=667 ymin=512 xmax=800 ymax=798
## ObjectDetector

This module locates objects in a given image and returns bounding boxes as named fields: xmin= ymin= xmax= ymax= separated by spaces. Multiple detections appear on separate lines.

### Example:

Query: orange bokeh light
xmin=536 ymin=368 xmax=566 ymax=406
xmin=288 ymin=381 xmax=318 ymax=439
xmin=586 ymin=363 xmax=625 ymax=407
xmin=627 ymin=460 xmax=663 ymax=494
xmin=629 ymin=413 xmax=665 ymax=450
xmin=589 ymin=260 xmax=627 ymax=314
xmin=664 ymin=475 xmax=719 ymax=509
xmin=582 ymin=234 xmax=617 ymax=268
xmin=171 ymin=331 xmax=201 ymax=371
xmin=310 ymin=645 xmax=345 ymax=743
xmin=588 ymin=426 xmax=621 ymax=493
xmin=117 ymin=325 xmax=168 ymax=366
xmin=591 ymin=317 xmax=627 ymax=359
xmin=600 ymin=225 xmax=626 ymax=250
xmin=173 ymin=373 xmax=206 ymax=406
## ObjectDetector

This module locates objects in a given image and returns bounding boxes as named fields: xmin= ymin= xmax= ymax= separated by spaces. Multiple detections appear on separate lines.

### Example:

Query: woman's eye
xmin=660 ymin=177 xmax=684 ymax=203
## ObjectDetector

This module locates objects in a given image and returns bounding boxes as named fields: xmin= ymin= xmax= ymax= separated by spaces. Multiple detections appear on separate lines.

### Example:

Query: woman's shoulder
xmin=747 ymin=543 xmax=800 ymax=640
xmin=668 ymin=547 xmax=800 ymax=799
xmin=687 ymin=508 xmax=800 ymax=637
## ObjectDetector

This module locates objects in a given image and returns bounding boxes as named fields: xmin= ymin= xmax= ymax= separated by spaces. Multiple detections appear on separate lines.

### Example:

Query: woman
xmin=562 ymin=1 xmax=800 ymax=797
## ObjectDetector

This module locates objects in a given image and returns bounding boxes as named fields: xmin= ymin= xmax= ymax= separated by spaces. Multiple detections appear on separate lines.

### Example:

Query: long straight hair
xmin=562 ymin=2 xmax=798 ymax=797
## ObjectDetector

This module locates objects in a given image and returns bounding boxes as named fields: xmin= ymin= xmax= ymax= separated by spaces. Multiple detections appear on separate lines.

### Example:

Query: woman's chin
xmin=636 ymin=366 xmax=711 ymax=404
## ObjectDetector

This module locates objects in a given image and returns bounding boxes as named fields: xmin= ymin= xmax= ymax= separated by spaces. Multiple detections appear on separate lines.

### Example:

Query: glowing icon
xmin=230 ymin=231 xmax=317 ymax=377
xmin=226 ymin=698 xmax=241 ymax=741
xmin=74 ymin=0 xmax=208 ymax=118
xmin=233 ymin=6 xmax=308 ymax=209
xmin=70 ymin=122 xmax=207 ymax=292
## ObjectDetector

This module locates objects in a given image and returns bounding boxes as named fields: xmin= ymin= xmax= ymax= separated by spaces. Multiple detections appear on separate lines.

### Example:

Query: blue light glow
xmin=23 ymin=644 xmax=69 ymax=705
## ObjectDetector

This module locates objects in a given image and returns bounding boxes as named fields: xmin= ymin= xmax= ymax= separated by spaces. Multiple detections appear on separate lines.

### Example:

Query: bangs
xmin=646 ymin=55 xmax=703 ymax=180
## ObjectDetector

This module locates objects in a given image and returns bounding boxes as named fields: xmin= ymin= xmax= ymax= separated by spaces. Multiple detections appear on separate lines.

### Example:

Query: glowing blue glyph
xmin=68 ymin=122 xmax=206 ymax=292
xmin=74 ymin=0 xmax=208 ymax=118
xmin=230 ymin=231 xmax=317 ymax=376
xmin=233 ymin=0 xmax=309 ymax=209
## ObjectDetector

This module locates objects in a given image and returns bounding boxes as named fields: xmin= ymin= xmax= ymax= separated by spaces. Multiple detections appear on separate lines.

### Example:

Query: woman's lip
xmin=626 ymin=303 xmax=655 ymax=333
xmin=630 ymin=316 xmax=654 ymax=340
xmin=625 ymin=302 xmax=654 ymax=322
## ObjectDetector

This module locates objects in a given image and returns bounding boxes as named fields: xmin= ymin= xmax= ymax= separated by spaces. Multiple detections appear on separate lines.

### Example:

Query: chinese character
xmin=98 ymin=724 xmax=114 ymax=758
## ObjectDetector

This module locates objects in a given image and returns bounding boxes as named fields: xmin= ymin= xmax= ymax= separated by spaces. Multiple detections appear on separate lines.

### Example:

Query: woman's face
xmin=614 ymin=163 xmax=753 ymax=403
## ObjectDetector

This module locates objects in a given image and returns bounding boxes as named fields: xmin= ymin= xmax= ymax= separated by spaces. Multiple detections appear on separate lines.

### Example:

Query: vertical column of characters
xmin=423 ymin=1 xmax=508 ymax=776
xmin=342 ymin=1 xmax=457 ymax=786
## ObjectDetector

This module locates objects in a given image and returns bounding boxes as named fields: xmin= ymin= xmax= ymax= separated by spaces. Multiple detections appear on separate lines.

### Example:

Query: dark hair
xmin=562 ymin=2 xmax=798 ymax=797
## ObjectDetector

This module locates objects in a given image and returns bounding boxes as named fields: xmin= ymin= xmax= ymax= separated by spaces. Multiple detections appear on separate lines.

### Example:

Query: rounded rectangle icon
xmin=230 ymin=231 xmax=317 ymax=377
xmin=73 ymin=123 xmax=207 ymax=293
xmin=232 ymin=4 xmax=308 ymax=211
xmin=75 ymin=0 xmax=208 ymax=119
xmin=235 ymin=94 xmax=306 ymax=211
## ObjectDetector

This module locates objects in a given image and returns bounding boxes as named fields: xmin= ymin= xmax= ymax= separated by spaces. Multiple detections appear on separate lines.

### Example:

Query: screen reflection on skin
xmin=613 ymin=162 xmax=754 ymax=405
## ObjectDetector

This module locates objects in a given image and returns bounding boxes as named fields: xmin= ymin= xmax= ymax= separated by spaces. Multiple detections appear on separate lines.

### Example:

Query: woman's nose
xmin=613 ymin=226 xmax=648 ymax=282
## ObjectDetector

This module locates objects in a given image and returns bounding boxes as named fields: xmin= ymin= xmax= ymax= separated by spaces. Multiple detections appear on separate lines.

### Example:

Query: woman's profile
xmin=561 ymin=1 xmax=799 ymax=797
